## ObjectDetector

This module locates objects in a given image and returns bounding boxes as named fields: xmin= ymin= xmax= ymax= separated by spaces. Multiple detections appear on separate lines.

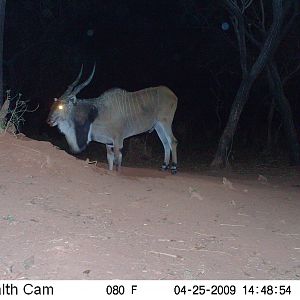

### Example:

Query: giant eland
xmin=47 ymin=65 xmax=178 ymax=173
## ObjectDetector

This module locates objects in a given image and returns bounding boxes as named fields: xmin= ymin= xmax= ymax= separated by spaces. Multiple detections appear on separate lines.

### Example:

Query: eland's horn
xmin=65 ymin=64 xmax=84 ymax=94
xmin=72 ymin=64 xmax=96 ymax=96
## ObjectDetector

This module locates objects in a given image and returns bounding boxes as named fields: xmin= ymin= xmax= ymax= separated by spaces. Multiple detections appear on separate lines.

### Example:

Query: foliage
xmin=0 ymin=90 xmax=38 ymax=134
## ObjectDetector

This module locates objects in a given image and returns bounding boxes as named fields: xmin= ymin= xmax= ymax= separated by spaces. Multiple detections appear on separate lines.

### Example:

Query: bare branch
xmin=282 ymin=62 xmax=300 ymax=85
xmin=0 ymin=90 xmax=38 ymax=134
xmin=246 ymin=0 xmax=283 ymax=78
xmin=260 ymin=0 xmax=266 ymax=31
xmin=241 ymin=0 xmax=254 ymax=13
xmin=280 ymin=1 xmax=300 ymax=40
xmin=224 ymin=0 xmax=248 ymax=77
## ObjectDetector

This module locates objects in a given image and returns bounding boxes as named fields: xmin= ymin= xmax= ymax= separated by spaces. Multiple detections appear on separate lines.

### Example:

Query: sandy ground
xmin=0 ymin=133 xmax=299 ymax=280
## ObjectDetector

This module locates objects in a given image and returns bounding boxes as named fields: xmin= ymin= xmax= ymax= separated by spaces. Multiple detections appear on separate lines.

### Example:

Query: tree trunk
xmin=211 ymin=74 xmax=255 ymax=167
xmin=0 ymin=0 xmax=6 ymax=108
xmin=211 ymin=0 xmax=283 ymax=168
xmin=267 ymin=63 xmax=300 ymax=165
xmin=267 ymin=97 xmax=275 ymax=149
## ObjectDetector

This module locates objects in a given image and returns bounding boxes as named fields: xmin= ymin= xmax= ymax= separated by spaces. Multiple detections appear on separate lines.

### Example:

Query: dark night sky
xmin=3 ymin=0 xmax=300 ymax=164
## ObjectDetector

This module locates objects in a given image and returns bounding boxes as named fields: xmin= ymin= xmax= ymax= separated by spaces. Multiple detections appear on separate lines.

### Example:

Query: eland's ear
xmin=70 ymin=95 xmax=77 ymax=105
xmin=54 ymin=97 xmax=58 ymax=102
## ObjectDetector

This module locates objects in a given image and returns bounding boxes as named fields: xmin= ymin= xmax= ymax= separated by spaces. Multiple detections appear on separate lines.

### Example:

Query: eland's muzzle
xmin=46 ymin=116 xmax=56 ymax=127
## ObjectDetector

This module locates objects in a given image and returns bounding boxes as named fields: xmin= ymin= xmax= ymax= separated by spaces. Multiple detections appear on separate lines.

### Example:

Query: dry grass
xmin=0 ymin=90 xmax=38 ymax=135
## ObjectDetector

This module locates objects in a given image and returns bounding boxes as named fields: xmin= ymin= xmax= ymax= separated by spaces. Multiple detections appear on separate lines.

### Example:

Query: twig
xmin=149 ymin=250 xmax=181 ymax=259
xmin=192 ymin=248 xmax=233 ymax=256
xmin=220 ymin=223 xmax=246 ymax=227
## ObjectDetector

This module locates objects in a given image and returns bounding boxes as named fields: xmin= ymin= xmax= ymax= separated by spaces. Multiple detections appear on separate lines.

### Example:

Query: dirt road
xmin=0 ymin=134 xmax=299 ymax=279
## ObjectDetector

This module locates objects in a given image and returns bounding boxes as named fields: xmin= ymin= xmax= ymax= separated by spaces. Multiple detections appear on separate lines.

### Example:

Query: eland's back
xmin=93 ymin=86 xmax=177 ymax=139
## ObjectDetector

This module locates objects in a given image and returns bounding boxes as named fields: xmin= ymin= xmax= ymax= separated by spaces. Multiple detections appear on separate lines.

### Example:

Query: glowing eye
xmin=58 ymin=105 xmax=64 ymax=110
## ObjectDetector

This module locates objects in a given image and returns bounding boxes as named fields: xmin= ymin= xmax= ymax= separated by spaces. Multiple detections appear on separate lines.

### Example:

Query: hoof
xmin=170 ymin=163 xmax=177 ymax=175
xmin=161 ymin=163 xmax=169 ymax=171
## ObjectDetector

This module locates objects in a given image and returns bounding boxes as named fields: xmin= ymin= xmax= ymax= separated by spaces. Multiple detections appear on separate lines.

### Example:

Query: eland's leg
xmin=113 ymin=139 xmax=123 ymax=171
xmin=154 ymin=123 xmax=171 ymax=171
xmin=156 ymin=122 xmax=178 ymax=174
xmin=106 ymin=145 xmax=114 ymax=171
